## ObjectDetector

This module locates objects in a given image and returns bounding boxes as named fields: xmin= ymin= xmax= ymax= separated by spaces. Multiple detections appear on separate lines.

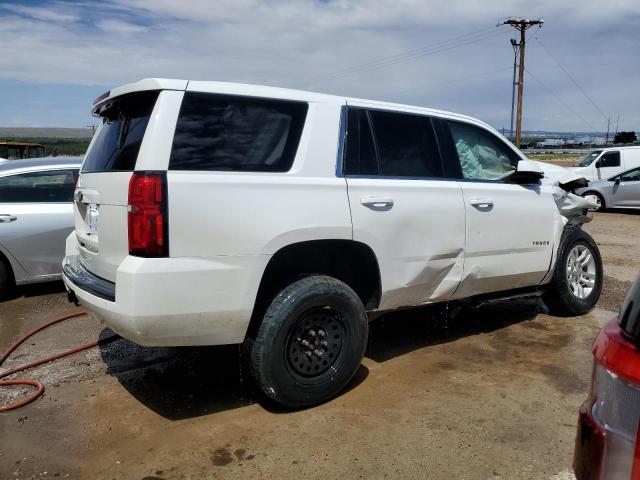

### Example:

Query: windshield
xmin=575 ymin=150 xmax=602 ymax=167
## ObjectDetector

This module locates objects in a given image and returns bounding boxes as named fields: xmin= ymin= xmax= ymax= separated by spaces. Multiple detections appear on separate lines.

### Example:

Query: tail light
xmin=128 ymin=171 xmax=168 ymax=257
xmin=575 ymin=320 xmax=640 ymax=479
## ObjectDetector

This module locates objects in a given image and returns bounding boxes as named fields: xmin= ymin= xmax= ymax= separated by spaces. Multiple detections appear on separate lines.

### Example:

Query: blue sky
xmin=1 ymin=0 xmax=639 ymax=132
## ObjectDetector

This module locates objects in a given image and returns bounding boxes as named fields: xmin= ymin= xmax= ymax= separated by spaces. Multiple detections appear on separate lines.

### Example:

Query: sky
xmin=1 ymin=0 xmax=638 ymax=133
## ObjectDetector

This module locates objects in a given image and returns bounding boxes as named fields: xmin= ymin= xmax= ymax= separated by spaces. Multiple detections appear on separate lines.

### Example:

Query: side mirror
xmin=511 ymin=159 xmax=544 ymax=184
xmin=595 ymin=159 xmax=602 ymax=168
xmin=614 ymin=178 xmax=621 ymax=185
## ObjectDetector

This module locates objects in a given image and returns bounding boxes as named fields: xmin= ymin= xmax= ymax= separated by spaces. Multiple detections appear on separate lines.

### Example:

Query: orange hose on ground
xmin=0 ymin=310 xmax=120 ymax=412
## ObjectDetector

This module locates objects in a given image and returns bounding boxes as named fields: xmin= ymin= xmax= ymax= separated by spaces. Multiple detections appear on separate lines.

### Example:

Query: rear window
xmin=169 ymin=92 xmax=308 ymax=172
xmin=82 ymin=91 xmax=159 ymax=173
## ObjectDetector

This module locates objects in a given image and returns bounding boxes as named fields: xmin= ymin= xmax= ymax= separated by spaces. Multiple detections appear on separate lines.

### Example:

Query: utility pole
xmin=509 ymin=38 xmax=520 ymax=141
xmin=503 ymin=18 xmax=543 ymax=148
xmin=605 ymin=117 xmax=610 ymax=144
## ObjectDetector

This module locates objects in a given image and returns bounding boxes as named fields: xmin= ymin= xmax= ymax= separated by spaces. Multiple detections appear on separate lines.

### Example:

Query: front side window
xmin=619 ymin=167 xmax=640 ymax=182
xmin=0 ymin=169 xmax=78 ymax=203
xmin=169 ymin=92 xmax=308 ymax=172
xmin=448 ymin=121 xmax=519 ymax=181
xmin=344 ymin=107 xmax=442 ymax=178
xmin=599 ymin=151 xmax=621 ymax=168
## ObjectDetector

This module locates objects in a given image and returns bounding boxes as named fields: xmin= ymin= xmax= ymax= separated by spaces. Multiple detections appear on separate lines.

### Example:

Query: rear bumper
xmin=62 ymin=255 xmax=115 ymax=301
xmin=62 ymin=235 xmax=270 ymax=346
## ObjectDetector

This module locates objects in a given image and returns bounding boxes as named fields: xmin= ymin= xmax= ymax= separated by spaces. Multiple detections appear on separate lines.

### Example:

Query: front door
xmin=343 ymin=105 xmax=466 ymax=310
xmin=595 ymin=151 xmax=622 ymax=180
xmin=435 ymin=119 xmax=555 ymax=298
xmin=611 ymin=167 xmax=640 ymax=207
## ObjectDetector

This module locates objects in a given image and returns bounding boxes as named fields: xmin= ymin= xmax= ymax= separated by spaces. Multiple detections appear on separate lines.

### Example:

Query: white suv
xmin=63 ymin=78 xmax=602 ymax=407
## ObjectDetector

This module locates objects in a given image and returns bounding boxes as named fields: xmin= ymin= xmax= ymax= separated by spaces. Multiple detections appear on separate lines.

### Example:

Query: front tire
xmin=247 ymin=275 xmax=368 ymax=408
xmin=544 ymin=228 xmax=603 ymax=316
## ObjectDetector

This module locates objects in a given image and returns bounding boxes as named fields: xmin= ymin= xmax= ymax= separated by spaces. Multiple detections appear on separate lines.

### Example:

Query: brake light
xmin=93 ymin=90 xmax=110 ymax=106
xmin=128 ymin=172 xmax=168 ymax=257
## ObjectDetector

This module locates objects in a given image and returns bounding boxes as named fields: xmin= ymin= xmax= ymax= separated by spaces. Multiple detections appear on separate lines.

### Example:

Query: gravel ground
xmin=0 ymin=209 xmax=638 ymax=480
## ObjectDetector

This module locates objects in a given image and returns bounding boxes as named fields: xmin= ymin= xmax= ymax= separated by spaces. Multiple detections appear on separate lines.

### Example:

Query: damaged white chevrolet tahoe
xmin=63 ymin=78 xmax=602 ymax=407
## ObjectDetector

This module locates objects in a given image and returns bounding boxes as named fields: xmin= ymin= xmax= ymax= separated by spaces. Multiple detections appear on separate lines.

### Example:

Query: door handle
xmin=360 ymin=197 xmax=394 ymax=208
xmin=469 ymin=198 xmax=494 ymax=208
xmin=0 ymin=214 xmax=17 ymax=223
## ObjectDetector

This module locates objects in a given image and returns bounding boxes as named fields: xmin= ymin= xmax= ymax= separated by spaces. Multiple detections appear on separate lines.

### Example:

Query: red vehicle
xmin=574 ymin=276 xmax=640 ymax=479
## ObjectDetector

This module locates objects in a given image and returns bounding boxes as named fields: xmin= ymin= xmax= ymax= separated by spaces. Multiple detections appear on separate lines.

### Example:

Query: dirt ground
xmin=1 ymin=210 xmax=639 ymax=480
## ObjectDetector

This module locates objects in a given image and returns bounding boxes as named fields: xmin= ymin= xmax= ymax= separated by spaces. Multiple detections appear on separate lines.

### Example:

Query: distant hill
xmin=0 ymin=127 xmax=94 ymax=139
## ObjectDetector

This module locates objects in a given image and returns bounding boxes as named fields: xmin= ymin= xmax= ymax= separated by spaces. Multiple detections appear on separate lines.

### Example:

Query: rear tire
xmin=246 ymin=275 xmax=368 ymax=408
xmin=582 ymin=191 xmax=605 ymax=211
xmin=543 ymin=228 xmax=602 ymax=316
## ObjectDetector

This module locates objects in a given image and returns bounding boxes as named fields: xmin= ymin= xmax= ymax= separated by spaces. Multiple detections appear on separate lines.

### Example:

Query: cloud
xmin=2 ymin=2 xmax=80 ymax=23
xmin=1 ymin=0 xmax=639 ymax=130
xmin=96 ymin=19 xmax=148 ymax=34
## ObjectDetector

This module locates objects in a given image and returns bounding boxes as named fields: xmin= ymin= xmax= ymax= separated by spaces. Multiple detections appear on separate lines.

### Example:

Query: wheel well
xmin=248 ymin=240 xmax=381 ymax=336
xmin=0 ymin=248 xmax=15 ymax=286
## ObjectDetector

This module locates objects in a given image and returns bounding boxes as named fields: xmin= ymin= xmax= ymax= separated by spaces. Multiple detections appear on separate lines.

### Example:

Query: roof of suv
xmin=95 ymin=78 xmax=497 ymax=134
xmin=0 ymin=157 xmax=82 ymax=173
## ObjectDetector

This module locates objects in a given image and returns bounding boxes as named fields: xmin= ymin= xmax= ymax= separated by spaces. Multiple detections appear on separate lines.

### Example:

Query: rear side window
xmin=619 ymin=167 xmax=640 ymax=182
xmin=169 ymin=92 xmax=308 ymax=172
xmin=82 ymin=91 xmax=159 ymax=173
xmin=344 ymin=108 xmax=442 ymax=178
xmin=599 ymin=151 xmax=621 ymax=168
xmin=344 ymin=109 xmax=377 ymax=175
xmin=447 ymin=121 xmax=520 ymax=181
xmin=0 ymin=169 xmax=78 ymax=203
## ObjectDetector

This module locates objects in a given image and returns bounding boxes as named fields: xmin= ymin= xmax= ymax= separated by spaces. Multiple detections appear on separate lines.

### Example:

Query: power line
xmin=533 ymin=37 xmax=609 ymax=122
xmin=298 ymin=26 xmax=502 ymax=87
xmin=524 ymin=67 xmax=598 ymax=131
xmin=394 ymin=66 xmax=512 ymax=97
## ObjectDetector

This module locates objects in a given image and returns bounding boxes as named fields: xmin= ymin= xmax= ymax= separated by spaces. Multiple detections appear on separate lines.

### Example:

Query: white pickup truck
xmin=63 ymin=78 xmax=601 ymax=407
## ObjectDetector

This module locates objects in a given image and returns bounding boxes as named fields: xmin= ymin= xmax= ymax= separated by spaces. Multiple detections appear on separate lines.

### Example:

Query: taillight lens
xmin=575 ymin=320 xmax=640 ymax=479
xmin=128 ymin=171 xmax=168 ymax=257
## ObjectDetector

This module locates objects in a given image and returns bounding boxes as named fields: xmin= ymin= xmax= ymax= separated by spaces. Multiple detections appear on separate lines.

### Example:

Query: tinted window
xmin=619 ymin=167 xmax=640 ymax=182
xmin=169 ymin=93 xmax=308 ymax=172
xmin=619 ymin=275 xmax=640 ymax=342
xmin=82 ymin=91 xmax=159 ymax=173
xmin=448 ymin=121 xmax=519 ymax=180
xmin=344 ymin=108 xmax=442 ymax=178
xmin=599 ymin=151 xmax=621 ymax=168
xmin=369 ymin=110 xmax=442 ymax=177
xmin=0 ymin=169 xmax=78 ymax=203
xmin=344 ymin=109 xmax=377 ymax=175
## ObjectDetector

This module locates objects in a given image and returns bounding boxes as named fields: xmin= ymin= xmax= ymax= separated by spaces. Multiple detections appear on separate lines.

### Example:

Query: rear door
xmin=610 ymin=167 xmax=640 ymax=207
xmin=0 ymin=168 xmax=77 ymax=278
xmin=74 ymin=89 xmax=182 ymax=282
xmin=435 ymin=118 xmax=555 ymax=298
xmin=344 ymin=105 xmax=466 ymax=309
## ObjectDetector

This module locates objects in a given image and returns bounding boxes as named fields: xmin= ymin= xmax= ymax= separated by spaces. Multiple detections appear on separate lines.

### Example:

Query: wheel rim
xmin=286 ymin=307 xmax=345 ymax=378
xmin=584 ymin=194 xmax=601 ymax=210
xmin=565 ymin=244 xmax=597 ymax=299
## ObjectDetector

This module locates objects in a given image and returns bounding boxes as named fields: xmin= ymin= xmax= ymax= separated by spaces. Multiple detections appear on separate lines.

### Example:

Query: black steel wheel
xmin=286 ymin=307 xmax=346 ymax=379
